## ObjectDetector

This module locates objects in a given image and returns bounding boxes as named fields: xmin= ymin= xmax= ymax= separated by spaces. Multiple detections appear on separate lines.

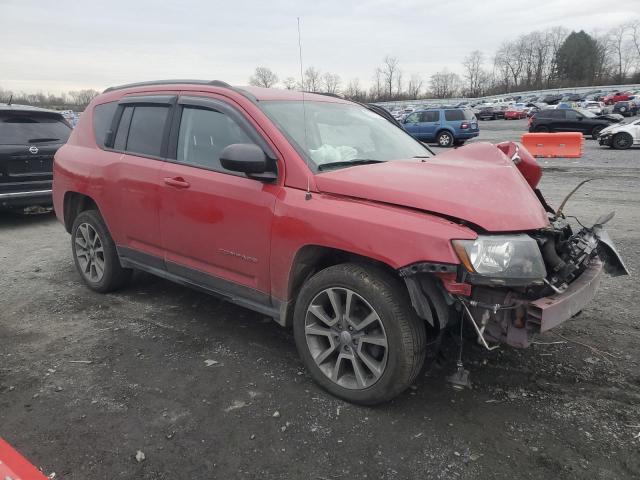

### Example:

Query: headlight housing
xmin=452 ymin=234 xmax=547 ymax=285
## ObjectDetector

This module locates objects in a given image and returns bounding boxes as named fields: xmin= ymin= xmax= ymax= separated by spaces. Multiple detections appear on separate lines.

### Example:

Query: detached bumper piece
xmin=470 ymin=259 xmax=603 ymax=348
xmin=527 ymin=258 xmax=603 ymax=333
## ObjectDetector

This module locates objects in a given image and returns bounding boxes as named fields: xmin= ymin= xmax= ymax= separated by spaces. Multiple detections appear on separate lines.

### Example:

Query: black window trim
xmin=163 ymin=95 xmax=278 ymax=178
xmin=102 ymin=94 xmax=177 ymax=161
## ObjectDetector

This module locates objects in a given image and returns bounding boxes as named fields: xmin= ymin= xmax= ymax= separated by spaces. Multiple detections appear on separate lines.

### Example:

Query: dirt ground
xmin=1 ymin=118 xmax=639 ymax=479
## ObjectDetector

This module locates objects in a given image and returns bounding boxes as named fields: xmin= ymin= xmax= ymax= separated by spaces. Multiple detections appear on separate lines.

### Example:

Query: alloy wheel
xmin=74 ymin=222 xmax=105 ymax=283
xmin=304 ymin=287 xmax=388 ymax=390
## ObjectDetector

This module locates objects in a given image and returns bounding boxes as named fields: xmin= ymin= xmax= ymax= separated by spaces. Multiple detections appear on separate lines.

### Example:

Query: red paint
xmin=0 ymin=437 xmax=48 ymax=480
xmin=52 ymin=83 xmax=550 ymax=306
xmin=603 ymin=91 xmax=632 ymax=105
xmin=496 ymin=141 xmax=543 ymax=189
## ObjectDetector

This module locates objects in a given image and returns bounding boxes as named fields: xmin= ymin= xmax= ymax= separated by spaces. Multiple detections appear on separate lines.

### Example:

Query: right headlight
xmin=452 ymin=234 xmax=547 ymax=284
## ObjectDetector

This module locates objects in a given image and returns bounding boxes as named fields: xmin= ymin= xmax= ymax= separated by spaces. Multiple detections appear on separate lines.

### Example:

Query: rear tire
xmin=293 ymin=263 xmax=427 ymax=405
xmin=71 ymin=210 xmax=132 ymax=293
xmin=436 ymin=131 xmax=454 ymax=147
xmin=612 ymin=132 xmax=633 ymax=150
xmin=535 ymin=126 xmax=550 ymax=133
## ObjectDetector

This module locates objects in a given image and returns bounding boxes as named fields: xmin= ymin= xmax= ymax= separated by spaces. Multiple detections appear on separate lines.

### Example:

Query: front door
xmin=159 ymin=96 xmax=279 ymax=303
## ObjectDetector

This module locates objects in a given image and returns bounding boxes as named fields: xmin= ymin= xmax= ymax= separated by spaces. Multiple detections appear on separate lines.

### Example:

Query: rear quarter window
xmin=444 ymin=110 xmax=465 ymax=121
xmin=93 ymin=102 xmax=118 ymax=148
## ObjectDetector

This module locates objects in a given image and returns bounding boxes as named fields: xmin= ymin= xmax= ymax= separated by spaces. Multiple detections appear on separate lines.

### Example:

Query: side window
xmin=565 ymin=110 xmax=578 ymax=120
xmin=125 ymin=105 xmax=170 ymax=158
xmin=93 ymin=102 xmax=118 ymax=148
xmin=550 ymin=110 xmax=566 ymax=119
xmin=114 ymin=106 xmax=134 ymax=151
xmin=422 ymin=111 xmax=440 ymax=122
xmin=176 ymin=106 xmax=255 ymax=173
xmin=444 ymin=110 xmax=465 ymax=121
xmin=405 ymin=112 xmax=420 ymax=123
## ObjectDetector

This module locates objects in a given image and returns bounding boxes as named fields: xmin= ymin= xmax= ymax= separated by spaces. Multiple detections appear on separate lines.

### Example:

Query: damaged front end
xmin=460 ymin=212 xmax=628 ymax=348
xmin=401 ymin=144 xmax=629 ymax=350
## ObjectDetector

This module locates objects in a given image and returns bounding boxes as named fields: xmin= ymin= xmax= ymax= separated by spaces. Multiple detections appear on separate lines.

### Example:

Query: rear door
xmin=549 ymin=109 xmax=567 ymax=130
xmin=0 ymin=110 xmax=71 ymax=197
xmin=103 ymin=95 xmax=174 ymax=262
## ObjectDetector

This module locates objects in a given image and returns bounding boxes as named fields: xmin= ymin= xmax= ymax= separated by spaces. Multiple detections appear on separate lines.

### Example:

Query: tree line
xmin=0 ymin=88 xmax=101 ymax=110
xmin=250 ymin=19 xmax=640 ymax=101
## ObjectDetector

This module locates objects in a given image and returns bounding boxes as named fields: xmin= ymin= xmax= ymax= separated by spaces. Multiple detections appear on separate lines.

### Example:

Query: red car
xmin=603 ymin=91 xmax=632 ymax=105
xmin=52 ymin=80 xmax=628 ymax=404
xmin=504 ymin=108 xmax=527 ymax=120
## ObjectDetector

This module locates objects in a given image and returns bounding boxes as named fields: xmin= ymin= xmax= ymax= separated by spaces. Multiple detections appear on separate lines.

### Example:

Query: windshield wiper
xmin=317 ymin=159 xmax=386 ymax=171
xmin=28 ymin=137 xmax=60 ymax=143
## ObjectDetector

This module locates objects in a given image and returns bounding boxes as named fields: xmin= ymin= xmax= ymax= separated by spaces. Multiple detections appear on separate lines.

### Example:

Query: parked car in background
xmin=529 ymin=108 xmax=621 ymax=139
xmin=598 ymin=118 xmax=640 ymax=149
xmin=612 ymin=101 xmax=638 ymax=117
xmin=603 ymin=91 xmax=632 ymax=105
xmin=475 ymin=106 xmax=498 ymax=120
xmin=403 ymin=108 xmax=479 ymax=146
xmin=494 ymin=105 xmax=509 ymax=119
xmin=541 ymin=94 xmax=562 ymax=105
xmin=0 ymin=104 xmax=72 ymax=210
xmin=504 ymin=106 xmax=527 ymax=120
xmin=581 ymin=101 xmax=605 ymax=115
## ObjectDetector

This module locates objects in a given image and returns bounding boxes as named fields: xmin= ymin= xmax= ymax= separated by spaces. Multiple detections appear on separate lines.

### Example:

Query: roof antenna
xmin=297 ymin=17 xmax=312 ymax=201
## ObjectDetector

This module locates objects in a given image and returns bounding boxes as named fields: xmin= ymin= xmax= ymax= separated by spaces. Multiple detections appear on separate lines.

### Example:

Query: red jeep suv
xmin=52 ymin=80 xmax=627 ymax=404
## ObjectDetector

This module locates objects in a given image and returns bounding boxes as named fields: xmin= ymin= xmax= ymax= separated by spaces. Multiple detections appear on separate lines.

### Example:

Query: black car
xmin=612 ymin=101 xmax=638 ymax=117
xmin=541 ymin=94 xmax=563 ymax=105
xmin=476 ymin=106 xmax=497 ymax=120
xmin=0 ymin=105 xmax=71 ymax=210
xmin=529 ymin=108 xmax=620 ymax=139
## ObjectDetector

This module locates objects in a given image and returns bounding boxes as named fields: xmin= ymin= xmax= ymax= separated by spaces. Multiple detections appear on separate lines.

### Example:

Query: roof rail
xmin=103 ymin=79 xmax=232 ymax=93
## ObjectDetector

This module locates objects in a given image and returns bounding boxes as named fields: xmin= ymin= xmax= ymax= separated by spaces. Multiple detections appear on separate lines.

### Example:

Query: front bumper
xmin=598 ymin=134 xmax=613 ymax=146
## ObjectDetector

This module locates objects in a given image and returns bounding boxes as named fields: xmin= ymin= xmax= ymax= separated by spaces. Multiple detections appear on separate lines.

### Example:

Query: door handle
xmin=163 ymin=177 xmax=190 ymax=189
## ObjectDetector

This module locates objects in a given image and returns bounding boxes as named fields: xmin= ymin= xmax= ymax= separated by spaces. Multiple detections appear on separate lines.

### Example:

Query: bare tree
xmin=303 ymin=67 xmax=322 ymax=92
xmin=429 ymin=70 xmax=460 ymax=98
xmin=608 ymin=24 xmax=635 ymax=82
xmin=462 ymin=50 xmax=485 ymax=97
xmin=381 ymin=56 xmax=400 ymax=99
xmin=68 ymin=89 xmax=100 ymax=108
xmin=370 ymin=67 xmax=384 ymax=100
xmin=282 ymin=77 xmax=297 ymax=90
xmin=344 ymin=78 xmax=366 ymax=101
xmin=249 ymin=67 xmax=279 ymax=88
xmin=406 ymin=74 xmax=423 ymax=99
xmin=322 ymin=73 xmax=341 ymax=94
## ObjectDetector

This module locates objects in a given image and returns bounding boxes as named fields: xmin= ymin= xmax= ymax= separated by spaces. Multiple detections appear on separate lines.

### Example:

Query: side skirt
xmin=117 ymin=246 xmax=281 ymax=320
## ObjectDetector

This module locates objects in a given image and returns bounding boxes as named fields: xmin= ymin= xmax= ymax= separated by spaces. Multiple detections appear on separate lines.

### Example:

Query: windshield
xmin=260 ymin=101 xmax=431 ymax=169
xmin=0 ymin=112 xmax=71 ymax=145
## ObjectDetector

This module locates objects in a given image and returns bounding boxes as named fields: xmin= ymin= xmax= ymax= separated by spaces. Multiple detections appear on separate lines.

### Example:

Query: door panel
xmin=160 ymin=163 xmax=278 ymax=293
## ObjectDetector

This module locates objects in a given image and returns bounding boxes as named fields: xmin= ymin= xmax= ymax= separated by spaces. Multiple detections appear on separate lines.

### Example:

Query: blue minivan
xmin=402 ymin=108 xmax=479 ymax=147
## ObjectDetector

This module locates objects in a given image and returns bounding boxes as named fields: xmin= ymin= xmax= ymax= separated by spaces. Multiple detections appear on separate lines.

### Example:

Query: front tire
xmin=71 ymin=210 xmax=132 ymax=293
xmin=293 ymin=263 xmax=426 ymax=405
xmin=612 ymin=132 xmax=633 ymax=150
xmin=436 ymin=131 xmax=454 ymax=147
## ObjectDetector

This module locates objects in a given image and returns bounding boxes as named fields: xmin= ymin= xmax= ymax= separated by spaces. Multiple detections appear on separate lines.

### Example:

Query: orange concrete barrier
xmin=520 ymin=132 xmax=584 ymax=158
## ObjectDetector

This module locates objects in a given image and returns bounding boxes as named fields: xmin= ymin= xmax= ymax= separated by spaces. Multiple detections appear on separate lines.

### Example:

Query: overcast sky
xmin=1 ymin=0 xmax=637 ymax=94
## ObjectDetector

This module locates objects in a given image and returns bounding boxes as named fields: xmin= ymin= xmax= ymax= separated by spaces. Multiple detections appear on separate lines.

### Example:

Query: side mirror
xmin=219 ymin=144 xmax=276 ymax=180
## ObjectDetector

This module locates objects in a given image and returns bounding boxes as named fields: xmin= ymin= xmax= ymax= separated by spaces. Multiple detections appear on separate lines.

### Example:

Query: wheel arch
xmin=278 ymin=244 xmax=451 ymax=330
xmin=62 ymin=191 xmax=100 ymax=233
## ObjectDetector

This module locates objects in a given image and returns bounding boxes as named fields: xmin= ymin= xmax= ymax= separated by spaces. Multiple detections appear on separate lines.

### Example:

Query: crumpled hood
xmin=314 ymin=142 xmax=550 ymax=232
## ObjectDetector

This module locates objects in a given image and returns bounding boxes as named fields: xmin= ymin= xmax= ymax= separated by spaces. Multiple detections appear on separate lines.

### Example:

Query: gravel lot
xmin=1 ymin=118 xmax=639 ymax=479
